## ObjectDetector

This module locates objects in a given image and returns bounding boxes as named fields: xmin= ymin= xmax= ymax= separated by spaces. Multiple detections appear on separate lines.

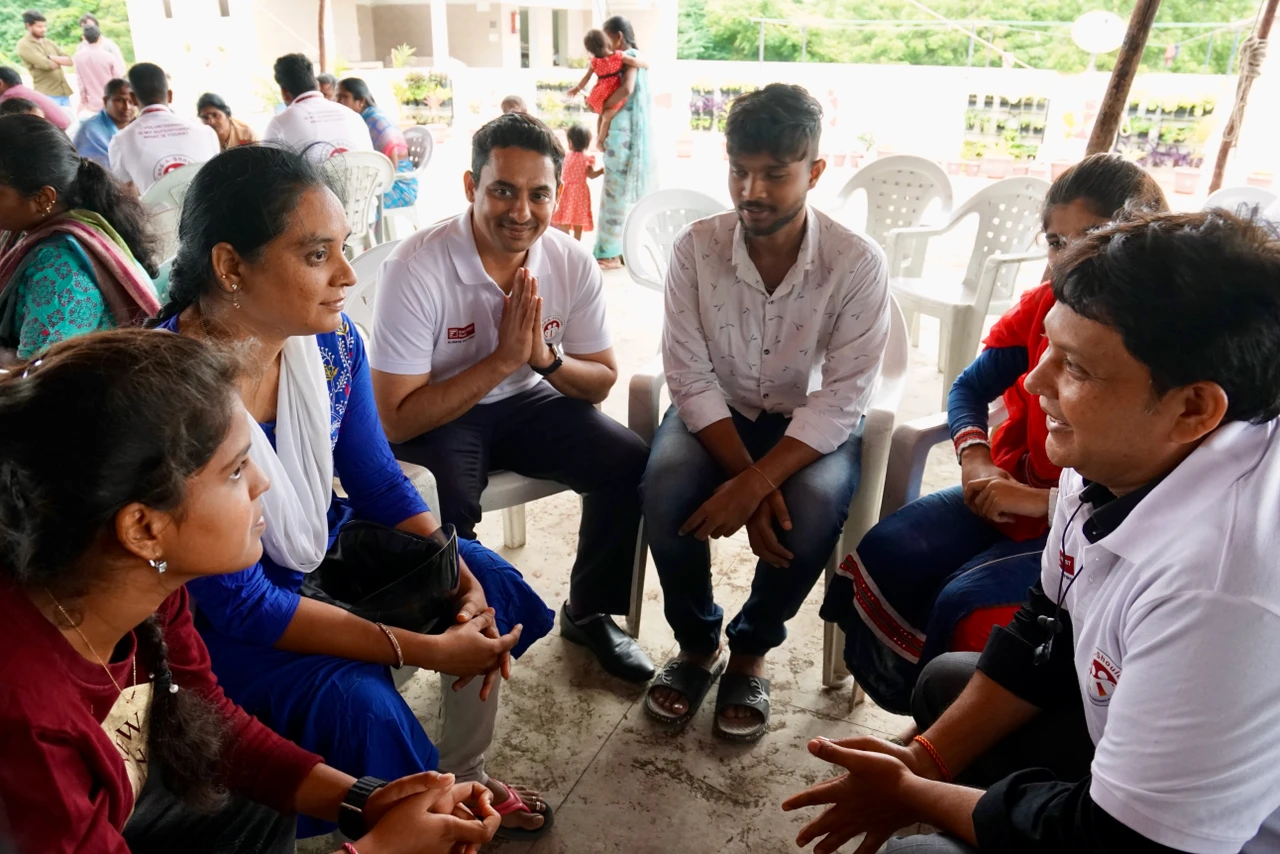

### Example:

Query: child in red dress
xmin=553 ymin=123 xmax=604 ymax=240
xmin=568 ymin=29 xmax=648 ymax=148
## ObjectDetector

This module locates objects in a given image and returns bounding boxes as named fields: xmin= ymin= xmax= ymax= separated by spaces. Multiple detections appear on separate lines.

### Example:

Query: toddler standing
xmin=552 ymin=123 xmax=603 ymax=240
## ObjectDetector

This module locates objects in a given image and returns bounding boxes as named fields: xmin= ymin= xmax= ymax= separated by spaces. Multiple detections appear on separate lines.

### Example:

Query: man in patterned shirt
xmin=642 ymin=83 xmax=890 ymax=742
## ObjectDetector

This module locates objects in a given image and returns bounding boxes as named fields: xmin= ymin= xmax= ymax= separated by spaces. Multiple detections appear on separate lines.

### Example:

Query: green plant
xmin=254 ymin=76 xmax=282 ymax=112
xmin=391 ymin=43 xmax=417 ymax=68
xmin=962 ymin=139 xmax=986 ymax=160
xmin=964 ymin=109 xmax=981 ymax=130
xmin=857 ymin=131 xmax=876 ymax=153
xmin=567 ymin=56 xmax=588 ymax=69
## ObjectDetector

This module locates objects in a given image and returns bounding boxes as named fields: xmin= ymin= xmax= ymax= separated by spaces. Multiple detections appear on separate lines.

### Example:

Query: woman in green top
xmin=591 ymin=15 xmax=655 ymax=269
xmin=0 ymin=114 xmax=161 ymax=359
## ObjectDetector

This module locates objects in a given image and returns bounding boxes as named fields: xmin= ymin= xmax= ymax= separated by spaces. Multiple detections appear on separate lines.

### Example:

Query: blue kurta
xmin=159 ymin=314 xmax=554 ymax=837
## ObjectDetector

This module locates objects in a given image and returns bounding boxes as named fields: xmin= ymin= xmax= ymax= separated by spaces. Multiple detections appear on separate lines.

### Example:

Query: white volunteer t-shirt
xmin=1047 ymin=418 xmax=1280 ymax=853
xmin=107 ymin=104 xmax=219 ymax=194
xmin=369 ymin=209 xmax=612 ymax=404
xmin=263 ymin=91 xmax=372 ymax=159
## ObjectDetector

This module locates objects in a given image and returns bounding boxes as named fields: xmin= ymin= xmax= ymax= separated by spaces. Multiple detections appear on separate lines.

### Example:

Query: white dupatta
xmin=248 ymin=334 xmax=333 ymax=573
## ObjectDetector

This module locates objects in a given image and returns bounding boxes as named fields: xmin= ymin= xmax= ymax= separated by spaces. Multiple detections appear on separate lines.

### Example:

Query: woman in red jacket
xmin=0 ymin=329 xmax=500 ymax=854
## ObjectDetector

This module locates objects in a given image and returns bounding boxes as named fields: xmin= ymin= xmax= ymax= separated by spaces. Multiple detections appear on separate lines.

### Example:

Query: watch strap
xmin=532 ymin=343 xmax=564 ymax=377
xmin=338 ymin=775 xmax=388 ymax=839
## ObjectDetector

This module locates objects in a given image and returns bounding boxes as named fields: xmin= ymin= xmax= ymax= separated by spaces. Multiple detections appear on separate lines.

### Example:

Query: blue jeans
xmin=641 ymin=406 xmax=862 ymax=657
xmin=822 ymin=486 xmax=1046 ymax=713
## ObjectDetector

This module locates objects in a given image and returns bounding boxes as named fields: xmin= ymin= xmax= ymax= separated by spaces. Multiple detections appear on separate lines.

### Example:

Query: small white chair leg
xmin=907 ymin=310 xmax=922 ymax=347
xmin=822 ymin=620 xmax=847 ymax=688
xmin=626 ymin=521 xmax=647 ymax=639
xmin=502 ymin=504 xmax=526 ymax=548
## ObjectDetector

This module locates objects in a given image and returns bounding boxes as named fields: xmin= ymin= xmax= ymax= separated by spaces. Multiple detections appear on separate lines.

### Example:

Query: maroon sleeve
xmin=159 ymin=588 xmax=323 ymax=814
xmin=0 ymin=696 xmax=131 ymax=854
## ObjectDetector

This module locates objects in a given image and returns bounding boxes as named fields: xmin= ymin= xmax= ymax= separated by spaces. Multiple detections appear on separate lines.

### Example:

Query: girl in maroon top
xmin=0 ymin=330 xmax=500 ymax=854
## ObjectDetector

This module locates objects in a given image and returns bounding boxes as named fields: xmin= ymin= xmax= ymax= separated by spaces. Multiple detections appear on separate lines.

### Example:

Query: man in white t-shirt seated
xmin=784 ymin=210 xmax=1280 ymax=854
xmin=263 ymin=53 xmax=371 ymax=159
xmin=107 ymin=62 xmax=218 ymax=195
xmin=369 ymin=113 xmax=653 ymax=684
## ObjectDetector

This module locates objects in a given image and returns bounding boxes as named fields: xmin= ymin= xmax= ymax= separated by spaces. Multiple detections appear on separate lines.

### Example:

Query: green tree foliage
xmin=678 ymin=0 xmax=1260 ymax=73
xmin=0 ymin=0 xmax=135 ymax=68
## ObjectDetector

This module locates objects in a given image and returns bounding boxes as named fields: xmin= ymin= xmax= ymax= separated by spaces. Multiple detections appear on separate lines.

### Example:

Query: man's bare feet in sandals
xmin=648 ymin=643 xmax=725 ymax=718
xmin=486 ymin=778 xmax=549 ymax=834
xmin=715 ymin=653 xmax=768 ymax=738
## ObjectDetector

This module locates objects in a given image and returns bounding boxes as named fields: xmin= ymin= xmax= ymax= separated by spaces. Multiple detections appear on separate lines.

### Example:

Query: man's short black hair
xmin=317 ymin=72 xmax=337 ymax=88
xmin=22 ymin=10 xmax=45 ymax=26
xmin=725 ymin=83 xmax=823 ymax=163
xmin=1054 ymin=210 xmax=1280 ymax=424
xmin=0 ymin=66 xmax=21 ymax=87
xmin=127 ymin=62 xmax=168 ymax=106
xmin=274 ymin=53 xmax=318 ymax=97
xmin=0 ymin=97 xmax=39 ymax=116
xmin=104 ymin=78 xmax=129 ymax=99
xmin=78 ymin=13 xmax=98 ymax=26
xmin=82 ymin=24 xmax=101 ymax=43
xmin=470 ymin=112 xmax=565 ymax=185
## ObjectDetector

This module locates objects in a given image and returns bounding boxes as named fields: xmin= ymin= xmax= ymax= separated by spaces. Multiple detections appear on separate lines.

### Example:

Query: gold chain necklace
xmin=46 ymin=589 xmax=137 ymax=700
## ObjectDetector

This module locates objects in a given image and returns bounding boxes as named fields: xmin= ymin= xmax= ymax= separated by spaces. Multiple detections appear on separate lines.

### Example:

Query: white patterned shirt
xmin=662 ymin=207 xmax=889 ymax=455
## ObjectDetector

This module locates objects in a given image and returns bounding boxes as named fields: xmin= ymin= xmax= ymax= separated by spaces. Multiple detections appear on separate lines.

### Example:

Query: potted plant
xmin=1201 ymin=98 xmax=1216 ymax=116
xmin=1128 ymin=99 xmax=1140 ymax=116
xmin=1031 ymin=118 xmax=1046 ymax=137
xmin=964 ymin=110 xmax=980 ymax=131
xmin=968 ymin=93 xmax=978 ymax=107
xmin=1036 ymin=96 xmax=1048 ymax=111
xmin=983 ymin=95 xmax=994 ymax=109
xmin=1247 ymin=170 xmax=1274 ymax=189
xmin=962 ymin=140 xmax=985 ymax=176
xmin=946 ymin=160 xmax=964 ymax=175
xmin=1019 ymin=119 xmax=1033 ymax=134
xmin=1173 ymin=166 xmax=1200 ymax=195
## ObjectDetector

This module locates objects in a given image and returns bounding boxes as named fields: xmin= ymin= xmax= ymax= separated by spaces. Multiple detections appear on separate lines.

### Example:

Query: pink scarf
xmin=0 ymin=211 xmax=160 ymax=333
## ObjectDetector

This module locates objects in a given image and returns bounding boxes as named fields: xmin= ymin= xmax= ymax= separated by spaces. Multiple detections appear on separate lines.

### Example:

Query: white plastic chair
xmin=346 ymin=239 xmax=402 ymax=343
xmin=383 ymin=127 xmax=435 ymax=240
xmin=141 ymin=163 xmax=203 ymax=264
xmin=628 ymin=296 xmax=910 ymax=696
xmin=1203 ymin=185 xmax=1277 ymax=217
xmin=622 ymin=189 xmax=726 ymax=291
xmin=886 ymin=177 xmax=1049 ymax=409
xmin=833 ymin=155 xmax=954 ymax=253
xmin=332 ymin=150 xmax=396 ymax=254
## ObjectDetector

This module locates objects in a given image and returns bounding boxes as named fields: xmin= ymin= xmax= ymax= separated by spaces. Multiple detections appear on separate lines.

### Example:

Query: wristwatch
xmin=532 ymin=342 xmax=564 ymax=377
xmin=338 ymin=775 xmax=388 ymax=839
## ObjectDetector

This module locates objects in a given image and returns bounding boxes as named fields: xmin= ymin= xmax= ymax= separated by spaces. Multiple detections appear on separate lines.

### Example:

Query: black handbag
xmin=301 ymin=521 xmax=460 ymax=634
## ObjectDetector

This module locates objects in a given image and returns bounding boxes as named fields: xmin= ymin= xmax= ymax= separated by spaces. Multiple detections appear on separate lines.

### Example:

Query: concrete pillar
xmin=529 ymin=6 xmax=554 ymax=69
xmin=430 ymin=0 xmax=449 ymax=64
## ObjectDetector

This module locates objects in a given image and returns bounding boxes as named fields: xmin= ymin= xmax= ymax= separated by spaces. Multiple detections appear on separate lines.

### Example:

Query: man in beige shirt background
xmin=15 ymin=9 xmax=72 ymax=106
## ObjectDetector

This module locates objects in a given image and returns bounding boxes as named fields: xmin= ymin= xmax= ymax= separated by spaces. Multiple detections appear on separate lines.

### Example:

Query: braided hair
xmin=0 ymin=330 xmax=241 ymax=810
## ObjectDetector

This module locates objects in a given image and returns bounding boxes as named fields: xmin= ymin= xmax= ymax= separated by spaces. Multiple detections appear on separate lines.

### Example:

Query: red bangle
xmin=913 ymin=734 xmax=952 ymax=783
xmin=343 ymin=843 xmax=359 ymax=854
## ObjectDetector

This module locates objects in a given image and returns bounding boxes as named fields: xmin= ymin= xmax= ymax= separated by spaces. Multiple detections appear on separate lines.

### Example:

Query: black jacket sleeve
xmin=976 ymin=582 xmax=1079 ymax=709
xmin=974 ymin=770 xmax=1191 ymax=854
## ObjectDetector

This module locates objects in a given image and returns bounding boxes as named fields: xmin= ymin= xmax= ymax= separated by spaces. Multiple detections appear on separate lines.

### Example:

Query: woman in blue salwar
xmin=155 ymin=144 xmax=555 ymax=841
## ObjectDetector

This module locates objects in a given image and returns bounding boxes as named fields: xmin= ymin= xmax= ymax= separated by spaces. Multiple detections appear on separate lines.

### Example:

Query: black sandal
xmin=712 ymin=672 xmax=771 ymax=742
xmin=644 ymin=654 xmax=727 ymax=730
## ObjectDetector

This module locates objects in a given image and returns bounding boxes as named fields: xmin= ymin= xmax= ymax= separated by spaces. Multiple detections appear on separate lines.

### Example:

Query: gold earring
xmin=43 ymin=201 xmax=54 ymax=215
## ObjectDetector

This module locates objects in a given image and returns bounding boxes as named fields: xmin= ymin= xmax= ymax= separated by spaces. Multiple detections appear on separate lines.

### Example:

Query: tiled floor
xmin=301 ymin=265 xmax=969 ymax=853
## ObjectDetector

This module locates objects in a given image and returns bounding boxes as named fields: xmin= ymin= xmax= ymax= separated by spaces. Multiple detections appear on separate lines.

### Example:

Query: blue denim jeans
xmin=641 ymin=406 xmax=862 ymax=657
xmin=822 ymin=486 xmax=1046 ymax=714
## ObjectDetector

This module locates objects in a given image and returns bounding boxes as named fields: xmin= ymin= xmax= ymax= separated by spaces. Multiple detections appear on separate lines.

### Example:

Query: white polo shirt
xmin=1048 ymin=418 xmax=1280 ymax=853
xmin=369 ymin=210 xmax=612 ymax=404
xmin=107 ymin=104 xmax=219 ymax=194
xmin=263 ymin=91 xmax=372 ymax=159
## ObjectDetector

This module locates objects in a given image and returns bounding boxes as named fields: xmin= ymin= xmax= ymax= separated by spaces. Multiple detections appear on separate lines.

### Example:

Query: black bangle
xmin=338 ymin=775 xmax=388 ymax=839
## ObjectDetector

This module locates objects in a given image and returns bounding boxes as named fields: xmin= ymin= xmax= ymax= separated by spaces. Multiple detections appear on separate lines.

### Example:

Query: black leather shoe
xmin=559 ymin=602 xmax=655 ymax=683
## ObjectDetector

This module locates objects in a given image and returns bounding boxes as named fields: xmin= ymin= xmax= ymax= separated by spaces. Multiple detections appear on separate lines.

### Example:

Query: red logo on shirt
xmin=542 ymin=316 xmax=564 ymax=342
xmin=1088 ymin=649 xmax=1121 ymax=705
xmin=448 ymin=323 xmax=476 ymax=342
xmin=1059 ymin=550 xmax=1076 ymax=576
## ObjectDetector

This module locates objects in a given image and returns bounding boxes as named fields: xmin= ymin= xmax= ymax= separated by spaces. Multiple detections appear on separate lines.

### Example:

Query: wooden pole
xmin=318 ymin=0 xmax=328 ymax=73
xmin=1208 ymin=0 xmax=1280 ymax=193
xmin=1086 ymin=0 xmax=1163 ymax=156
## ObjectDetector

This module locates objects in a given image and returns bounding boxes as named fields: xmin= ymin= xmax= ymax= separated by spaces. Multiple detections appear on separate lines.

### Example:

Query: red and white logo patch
xmin=1059 ymin=549 xmax=1076 ymax=576
xmin=1088 ymin=648 xmax=1121 ymax=705
xmin=542 ymin=315 xmax=564 ymax=343
xmin=447 ymin=323 xmax=476 ymax=342
xmin=153 ymin=154 xmax=192 ymax=180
